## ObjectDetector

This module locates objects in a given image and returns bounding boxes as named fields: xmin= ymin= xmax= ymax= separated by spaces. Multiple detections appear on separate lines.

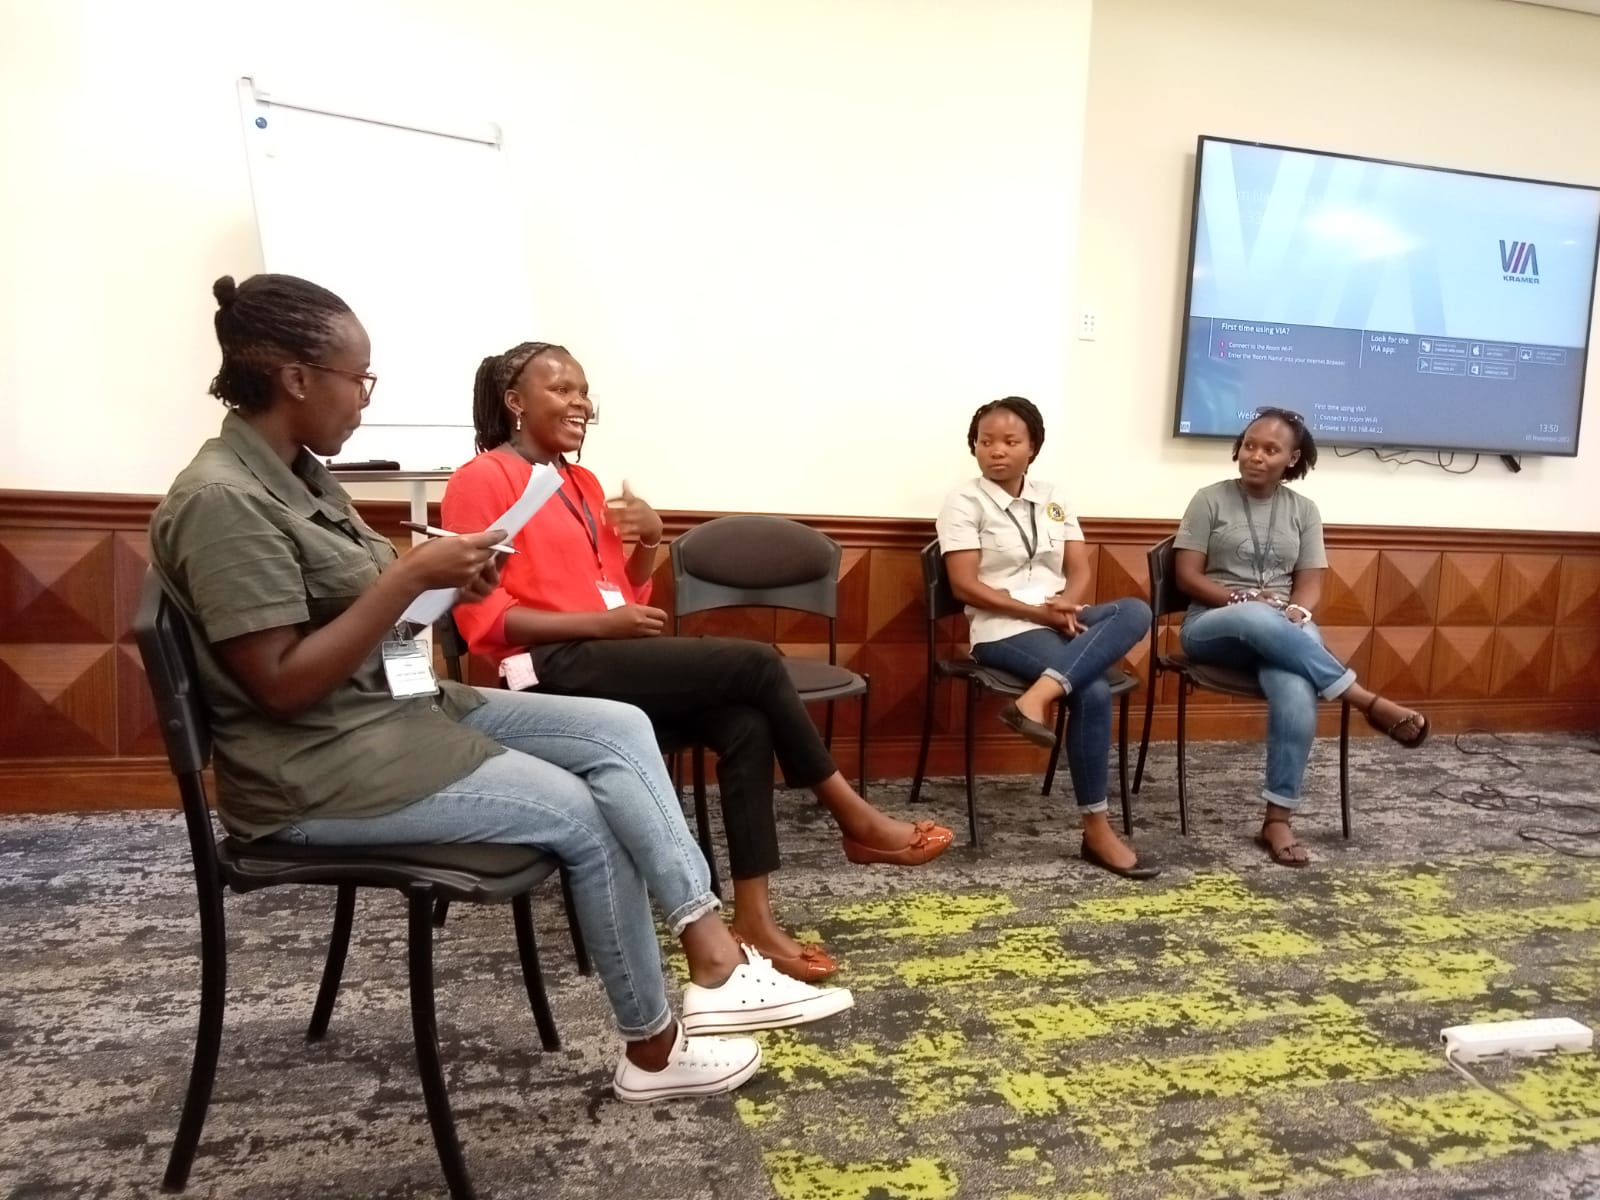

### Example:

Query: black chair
xmin=909 ymin=539 xmax=1139 ymax=849
xmin=433 ymin=614 xmax=594 ymax=968
xmin=1131 ymin=535 xmax=1352 ymax=837
xmin=136 ymin=572 xmax=563 ymax=1200
xmin=670 ymin=515 xmax=871 ymax=802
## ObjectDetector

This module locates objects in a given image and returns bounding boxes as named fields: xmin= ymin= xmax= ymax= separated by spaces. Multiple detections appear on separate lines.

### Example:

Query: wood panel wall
xmin=3 ymin=490 xmax=1597 ymax=815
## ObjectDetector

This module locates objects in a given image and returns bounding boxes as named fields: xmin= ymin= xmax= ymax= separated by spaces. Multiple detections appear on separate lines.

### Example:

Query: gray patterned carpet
xmin=5 ymin=732 xmax=1600 ymax=1200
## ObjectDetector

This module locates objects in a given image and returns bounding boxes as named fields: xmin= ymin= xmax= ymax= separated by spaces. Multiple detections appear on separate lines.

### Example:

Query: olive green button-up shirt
xmin=149 ymin=412 xmax=500 ymax=839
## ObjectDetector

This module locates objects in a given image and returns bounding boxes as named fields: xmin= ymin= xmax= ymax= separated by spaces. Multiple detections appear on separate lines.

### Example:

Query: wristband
xmin=1285 ymin=603 xmax=1311 ymax=621
xmin=638 ymin=534 xmax=662 ymax=549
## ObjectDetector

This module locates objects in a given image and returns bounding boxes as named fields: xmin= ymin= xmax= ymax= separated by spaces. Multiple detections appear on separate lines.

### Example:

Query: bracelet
xmin=1285 ymin=603 xmax=1311 ymax=620
xmin=638 ymin=534 xmax=662 ymax=549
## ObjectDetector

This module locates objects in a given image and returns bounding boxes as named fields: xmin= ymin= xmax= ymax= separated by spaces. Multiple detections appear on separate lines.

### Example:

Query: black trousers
xmin=531 ymin=636 xmax=837 ymax=879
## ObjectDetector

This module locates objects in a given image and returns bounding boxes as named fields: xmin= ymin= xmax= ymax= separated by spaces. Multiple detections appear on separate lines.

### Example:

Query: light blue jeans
xmin=269 ymin=689 xmax=719 ymax=1041
xmin=1179 ymin=601 xmax=1356 ymax=808
xmin=971 ymin=598 xmax=1152 ymax=812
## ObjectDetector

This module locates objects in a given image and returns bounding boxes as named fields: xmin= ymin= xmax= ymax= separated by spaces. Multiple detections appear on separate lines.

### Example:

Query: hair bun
xmin=212 ymin=276 xmax=238 ymax=310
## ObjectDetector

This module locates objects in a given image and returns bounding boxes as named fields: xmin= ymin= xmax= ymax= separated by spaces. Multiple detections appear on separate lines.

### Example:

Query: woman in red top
xmin=443 ymin=342 xmax=953 ymax=981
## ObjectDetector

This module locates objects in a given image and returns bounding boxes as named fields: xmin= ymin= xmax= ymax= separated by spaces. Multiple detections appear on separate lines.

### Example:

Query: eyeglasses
xmin=1254 ymin=405 xmax=1304 ymax=425
xmin=296 ymin=361 xmax=378 ymax=402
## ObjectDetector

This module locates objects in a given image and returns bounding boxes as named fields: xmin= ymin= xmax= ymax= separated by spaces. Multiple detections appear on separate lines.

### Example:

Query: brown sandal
xmin=1364 ymin=698 xmax=1430 ymax=749
xmin=1255 ymin=817 xmax=1309 ymax=868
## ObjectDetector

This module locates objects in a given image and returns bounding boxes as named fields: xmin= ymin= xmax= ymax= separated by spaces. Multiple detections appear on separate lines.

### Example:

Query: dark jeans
xmin=532 ymin=636 xmax=838 ymax=879
xmin=970 ymin=597 xmax=1151 ymax=811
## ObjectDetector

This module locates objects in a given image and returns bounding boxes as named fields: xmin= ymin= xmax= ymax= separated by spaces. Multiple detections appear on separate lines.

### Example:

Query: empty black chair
xmin=1131 ymin=535 xmax=1352 ymax=837
xmin=909 ymin=539 xmax=1138 ymax=849
xmin=670 ymin=515 xmax=871 ymax=799
xmin=136 ymin=571 xmax=563 ymax=1200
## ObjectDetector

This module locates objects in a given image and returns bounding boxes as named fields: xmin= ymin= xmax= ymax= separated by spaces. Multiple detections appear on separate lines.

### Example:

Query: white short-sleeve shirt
xmin=935 ymin=474 xmax=1084 ymax=647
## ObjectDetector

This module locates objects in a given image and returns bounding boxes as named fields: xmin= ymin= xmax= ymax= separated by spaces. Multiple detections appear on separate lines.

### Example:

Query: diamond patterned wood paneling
xmin=5 ymin=494 xmax=1600 ymax=809
xmin=1430 ymin=626 xmax=1495 ymax=700
xmin=1490 ymin=626 xmax=1555 ymax=698
xmin=1498 ymin=554 xmax=1561 ymax=626
xmin=1320 ymin=548 xmax=1379 ymax=627
xmin=1436 ymin=553 xmax=1501 ymax=626
xmin=1374 ymin=551 xmax=1440 ymax=625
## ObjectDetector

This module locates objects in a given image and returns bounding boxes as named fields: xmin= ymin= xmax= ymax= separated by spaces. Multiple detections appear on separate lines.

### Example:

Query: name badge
xmin=382 ymin=637 xmax=439 ymax=699
xmin=597 ymin=582 xmax=627 ymax=610
xmin=500 ymin=651 xmax=538 ymax=691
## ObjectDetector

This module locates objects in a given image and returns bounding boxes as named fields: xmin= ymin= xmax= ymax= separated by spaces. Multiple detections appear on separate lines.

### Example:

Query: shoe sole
xmin=680 ymin=987 xmax=856 ymax=1037
xmin=613 ymin=1046 xmax=762 ymax=1103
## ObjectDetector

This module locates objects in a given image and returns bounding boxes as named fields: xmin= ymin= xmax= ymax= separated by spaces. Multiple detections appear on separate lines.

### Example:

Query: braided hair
xmin=1232 ymin=406 xmax=1318 ymax=481
xmin=966 ymin=395 xmax=1046 ymax=462
xmin=471 ymin=341 xmax=568 ymax=454
xmin=208 ymin=274 xmax=353 ymax=413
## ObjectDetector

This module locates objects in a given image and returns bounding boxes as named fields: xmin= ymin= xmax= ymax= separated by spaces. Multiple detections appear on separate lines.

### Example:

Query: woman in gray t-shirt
xmin=1173 ymin=408 xmax=1429 ymax=867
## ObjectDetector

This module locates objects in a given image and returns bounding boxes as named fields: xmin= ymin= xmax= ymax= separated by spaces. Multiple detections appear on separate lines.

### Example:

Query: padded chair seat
xmin=781 ymin=656 xmax=867 ymax=699
xmin=940 ymin=657 xmax=1141 ymax=699
xmin=219 ymin=838 xmax=558 ymax=899
xmin=1162 ymin=652 xmax=1264 ymax=699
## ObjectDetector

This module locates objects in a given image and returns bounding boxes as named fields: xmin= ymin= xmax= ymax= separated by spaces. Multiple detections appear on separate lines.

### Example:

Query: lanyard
xmin=554 ymin=469 xmax=603 ymax=573
xmin=985 ymin=489 xmax=1039 ymax=570
xmin=1237 ymin=481 xmax=1280 ymax=587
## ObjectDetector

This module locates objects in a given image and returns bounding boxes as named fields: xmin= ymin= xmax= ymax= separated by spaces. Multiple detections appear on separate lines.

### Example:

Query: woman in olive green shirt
xmin=153 ymin=273 xmax=850 ymax=1104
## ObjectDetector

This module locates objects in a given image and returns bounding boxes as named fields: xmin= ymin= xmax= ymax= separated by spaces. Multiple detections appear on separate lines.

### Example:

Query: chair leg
xmin=1133 ymin=668 xmax=1159 ymax=795
xmin=964 ymin=684 xmax=981 ymax=851
xmin=407 ymin=884 xmax=475 ymax=1200
xmin=433 ymin=897 xmax=450 ymax=928
xmin=1118 ymin=693 xmax=1133 ymax=837
xmin=693 ymin=747 xmax=720 ymax=899
xmin=557 ymin=866 xmax=592 ymax=976
xmin=162 ymin=881 xmax=227 ymax=1192
xmin=824 ymin=699 xmax=835 ymax=751
xmin=1176 ymin=683 xmax=1190 ymax=836
xmin=857 ymin=677 xmax=870 ymax=799
xmin=307 ymin=883 xmax=356 ymax=1041
xmin=1040 ymin=697 xmax=1067 ymax=796
xmin=511 ymin=894 xmax=561 ymax=1052
xmin=910 ymin=674 xmax=937 ymax=806
xmin=1339 ymin=700 xmax=1352 ymax=840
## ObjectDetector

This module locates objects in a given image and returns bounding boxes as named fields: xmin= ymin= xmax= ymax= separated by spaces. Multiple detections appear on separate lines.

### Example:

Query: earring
xmin=515 ymin=414 xmax=522 ymax=431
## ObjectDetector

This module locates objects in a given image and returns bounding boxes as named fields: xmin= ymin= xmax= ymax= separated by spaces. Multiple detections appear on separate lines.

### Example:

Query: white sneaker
xmin=612 ymin=1027 xmax=762 ymax=1103
xmin=680 ymin=945 xmax=855 ymax=1036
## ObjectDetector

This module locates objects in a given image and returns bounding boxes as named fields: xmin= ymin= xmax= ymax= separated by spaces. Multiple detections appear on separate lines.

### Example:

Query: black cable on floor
xmin=1429 ymin=729 xmax=1600 ymax=858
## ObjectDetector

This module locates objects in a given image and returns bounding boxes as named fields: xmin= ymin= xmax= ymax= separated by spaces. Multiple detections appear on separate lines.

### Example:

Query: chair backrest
xmin=919 ymin=539 xmax=965 ymax=623
xmin=670 ymin=515 xmax=842 ymax=619
xmin=1146 ymin=534 xmax=1189 ymax=620
xmin=133 ymin=569 xmax=226 ymax=884
xmin=436 ymin=611 xmax=468 ymax=684
xmin=133 ymin=570 xmax=214 ymax=777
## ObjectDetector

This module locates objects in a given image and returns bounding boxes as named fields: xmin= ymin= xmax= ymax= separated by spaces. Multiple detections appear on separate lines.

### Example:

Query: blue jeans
xmin=269 ymin=689 xmax=719 ymax=1042
xmin=1179 ymin=602 xmax=1357 ymax=809
xmin=971 ymin=597 xmax=1151 ymax=811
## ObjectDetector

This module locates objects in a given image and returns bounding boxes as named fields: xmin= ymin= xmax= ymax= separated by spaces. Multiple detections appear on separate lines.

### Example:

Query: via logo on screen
xmin=1499 ymin=239 xmax=1540 ymax=284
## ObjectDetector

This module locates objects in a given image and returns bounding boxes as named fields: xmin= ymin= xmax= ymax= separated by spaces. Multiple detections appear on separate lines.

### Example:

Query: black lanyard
xmin=986 ymin=490 xmax=1039 ymax=566
xmin=1237 ymin=481 xmax=1281 ymax=587
xmin=554 ymin=470 xmax=603 ymax=572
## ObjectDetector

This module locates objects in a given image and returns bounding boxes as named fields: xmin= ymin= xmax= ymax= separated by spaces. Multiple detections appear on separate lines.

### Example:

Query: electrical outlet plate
xmin=1440 ymin=1017 xmax=1593 ymax=1062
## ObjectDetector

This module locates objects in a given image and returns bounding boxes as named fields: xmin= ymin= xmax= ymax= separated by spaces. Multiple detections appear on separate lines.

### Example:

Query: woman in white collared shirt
xmin=936 ymin=397 xmax=1156 ymax=879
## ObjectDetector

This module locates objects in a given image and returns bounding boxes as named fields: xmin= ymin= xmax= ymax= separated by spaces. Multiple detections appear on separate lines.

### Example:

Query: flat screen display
xmin=1174 ymin=136 xmax=1600 ymax=456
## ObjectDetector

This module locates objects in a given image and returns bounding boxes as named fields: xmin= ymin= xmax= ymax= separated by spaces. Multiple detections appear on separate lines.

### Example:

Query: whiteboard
xmin=235 ymin=79 xmax=534 ymax=469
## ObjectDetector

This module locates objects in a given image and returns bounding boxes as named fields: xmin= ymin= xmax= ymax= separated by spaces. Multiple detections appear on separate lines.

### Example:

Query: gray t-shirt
xmin=1173 ymin=479 xmax=1327 ymax=616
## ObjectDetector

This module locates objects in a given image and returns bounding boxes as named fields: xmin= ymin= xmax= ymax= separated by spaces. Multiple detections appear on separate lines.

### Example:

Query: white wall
xmin=0 ymin=0 xmax=1092 ymax=517
xmin=4 ymin=0 xmax=1599 ymax=530
xmin=1070 ymin=0 xmax=1600 ymax=531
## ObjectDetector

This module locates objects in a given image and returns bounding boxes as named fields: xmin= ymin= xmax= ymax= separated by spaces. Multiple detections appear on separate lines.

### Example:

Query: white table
xmin=332 ymin=469 xmax=454 ymax=647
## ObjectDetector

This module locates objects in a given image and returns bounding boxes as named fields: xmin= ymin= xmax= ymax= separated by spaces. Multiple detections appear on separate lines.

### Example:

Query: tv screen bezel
xmin=1171 ymin=134 xmax=1600 ymax=459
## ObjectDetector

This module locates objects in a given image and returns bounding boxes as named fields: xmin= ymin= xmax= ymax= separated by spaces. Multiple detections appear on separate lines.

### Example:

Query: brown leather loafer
xmin=842 ymin=820 xmax=954 ymax=867
xmin=999 ymin=701 xmax=1057 ymax=749
xmin=733 ymin=933 xmax=839 ymax=982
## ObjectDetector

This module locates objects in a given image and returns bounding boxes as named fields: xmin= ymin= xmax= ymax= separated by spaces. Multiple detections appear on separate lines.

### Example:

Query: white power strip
xmin=1440 ymin=1017 xmax=1594 ymax=1063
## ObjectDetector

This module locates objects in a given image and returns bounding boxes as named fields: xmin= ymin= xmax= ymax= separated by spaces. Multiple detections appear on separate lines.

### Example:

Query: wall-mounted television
xmin=1173 ymin=136 xmax=1600 ymax=457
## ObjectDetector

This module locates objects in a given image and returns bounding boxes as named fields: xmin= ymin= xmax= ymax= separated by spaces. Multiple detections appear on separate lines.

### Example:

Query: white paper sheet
xmin=400 ymin=463 xmax=562 ymax=627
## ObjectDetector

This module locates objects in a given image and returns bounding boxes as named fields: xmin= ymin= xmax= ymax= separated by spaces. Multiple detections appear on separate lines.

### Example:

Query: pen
xmin=400 ymin=521 xmax=518 ymax=554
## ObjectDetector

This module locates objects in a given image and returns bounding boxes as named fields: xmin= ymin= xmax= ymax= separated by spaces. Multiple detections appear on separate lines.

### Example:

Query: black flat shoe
xmin=999 ymin=701 xmax=1057 ymax=749
xmin=1079 ymin=840 xmax=1162 ymax=880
